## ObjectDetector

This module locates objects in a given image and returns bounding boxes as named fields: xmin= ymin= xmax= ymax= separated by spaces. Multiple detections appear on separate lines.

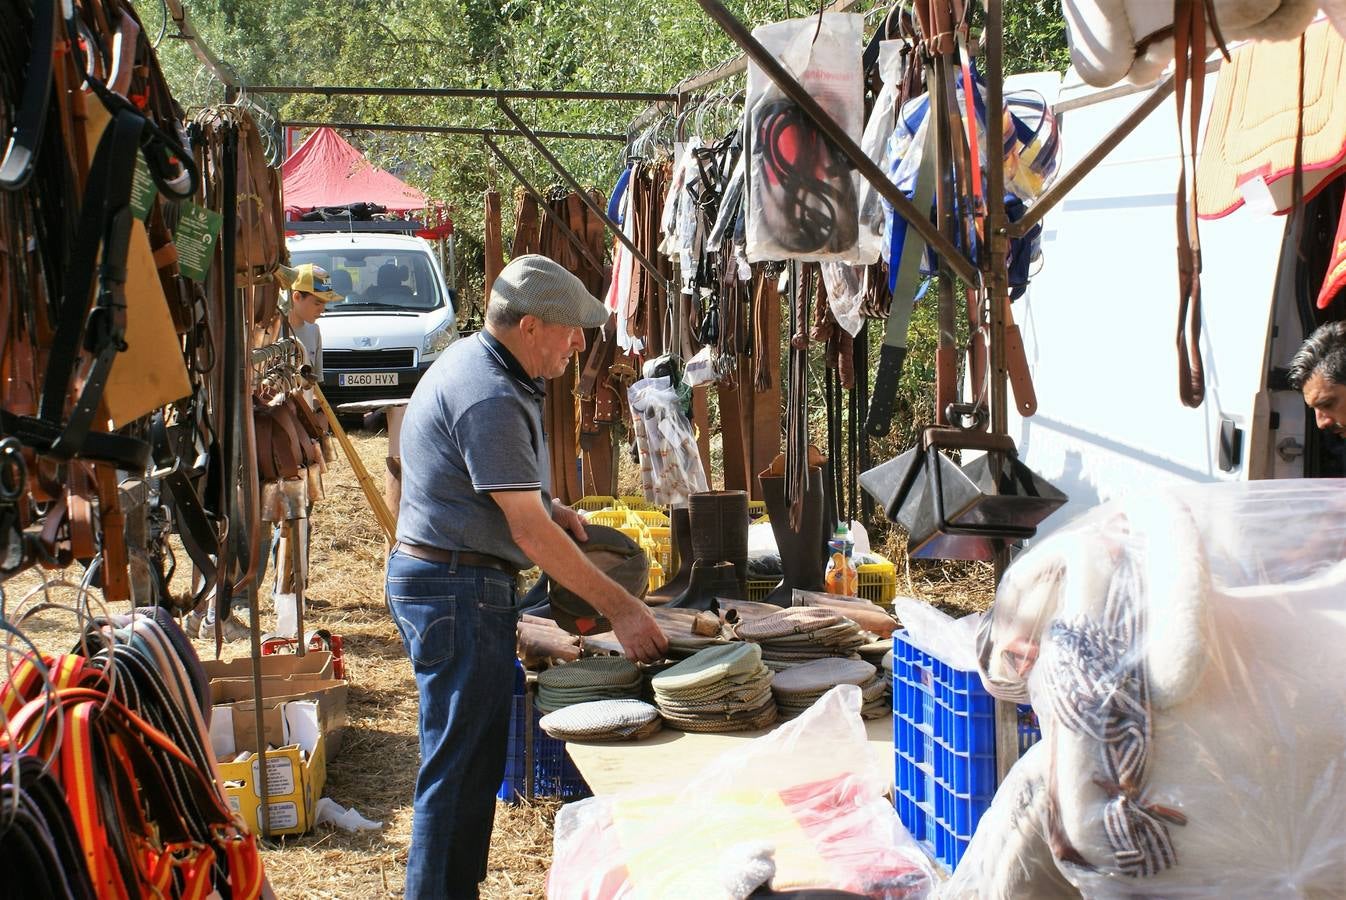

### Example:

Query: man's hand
xmin=608 ymin=598 xmax=669 ymax=664
xmin=550 ymin=499 xmax=588 ymax=541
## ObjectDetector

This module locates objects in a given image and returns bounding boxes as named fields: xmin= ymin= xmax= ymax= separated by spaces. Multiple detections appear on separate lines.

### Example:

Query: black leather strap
xmin=0 ymin=0 xmax=57 ymax=191
xmin=151 ymin=411 xmax=219 ymax=608
xmin=42 ymin=107 xmax=141 ymax=454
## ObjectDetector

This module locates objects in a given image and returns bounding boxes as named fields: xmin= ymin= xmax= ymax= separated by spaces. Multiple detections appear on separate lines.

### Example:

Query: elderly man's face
xmin=530 ymin=319 xmax=586 ymax=379
xmin=1303 ymin=371 xmax=1346 ymax=436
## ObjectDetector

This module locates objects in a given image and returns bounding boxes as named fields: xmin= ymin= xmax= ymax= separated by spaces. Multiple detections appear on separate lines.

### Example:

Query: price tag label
xmin=173 ymin=202 xmax=223 ymax=281
xmin=129 ymin=153 xmax=157 ymax=221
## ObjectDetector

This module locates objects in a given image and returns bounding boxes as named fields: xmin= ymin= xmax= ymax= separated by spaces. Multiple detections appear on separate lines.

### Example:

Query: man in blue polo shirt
xmin=389 ymin=254 xmax=667 ymax=899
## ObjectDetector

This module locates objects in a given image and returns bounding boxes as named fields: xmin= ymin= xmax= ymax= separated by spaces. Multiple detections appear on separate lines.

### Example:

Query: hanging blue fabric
xmin=607 ymin=166 xmax=632 ymax=225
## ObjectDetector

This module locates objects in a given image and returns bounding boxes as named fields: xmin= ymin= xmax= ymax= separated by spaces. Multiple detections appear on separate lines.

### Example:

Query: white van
xmin=1006 ymin=67 xmax=1341 ymax=540
xmin=287 ymin=231 xmax=458 ymax=408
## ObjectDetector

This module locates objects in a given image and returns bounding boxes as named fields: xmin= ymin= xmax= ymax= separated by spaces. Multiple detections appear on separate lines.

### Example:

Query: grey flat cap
xmin=492 ymin=254 xmax=610 ymax=328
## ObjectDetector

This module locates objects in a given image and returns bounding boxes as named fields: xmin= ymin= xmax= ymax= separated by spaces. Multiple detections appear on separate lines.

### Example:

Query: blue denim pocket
xmin=387 ymin=559 xmax=476 ymax=667
xmin=388 ymin=594 xmax=458 ymax=667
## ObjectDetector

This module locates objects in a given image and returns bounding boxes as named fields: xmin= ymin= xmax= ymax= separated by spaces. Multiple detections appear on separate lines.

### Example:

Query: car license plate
xmin=338 ymin=372 xmax=398 ymax=387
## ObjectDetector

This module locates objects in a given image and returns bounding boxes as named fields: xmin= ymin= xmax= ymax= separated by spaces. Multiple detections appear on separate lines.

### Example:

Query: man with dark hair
xmin=389 ymin=254 xmax=667 ymax=899
xmin=1287 ymin=321 xmax=1346 ymax=437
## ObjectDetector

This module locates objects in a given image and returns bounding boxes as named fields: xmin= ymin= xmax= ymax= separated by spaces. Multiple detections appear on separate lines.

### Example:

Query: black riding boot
xmin=758 ymin=467 xmax=827 ymax=607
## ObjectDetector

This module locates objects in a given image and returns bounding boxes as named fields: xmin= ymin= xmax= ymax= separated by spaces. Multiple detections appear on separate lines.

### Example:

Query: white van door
xmin=1007 ymin=71 xmax=1289 ymax=537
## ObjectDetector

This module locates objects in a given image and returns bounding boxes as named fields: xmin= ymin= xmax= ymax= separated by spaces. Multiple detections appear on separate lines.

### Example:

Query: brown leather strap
xmin=1172 ymin=0 xmax=1230 ymax=409
xmin=717 ymin=381 xmax=750 ymax=493
xmin=395 ymin=541 xmax=519 ymax=575
xmin=484 ymin=189 xmax=504 ymax=298
xmin=512 ymin=192 xmax=541 ymax=258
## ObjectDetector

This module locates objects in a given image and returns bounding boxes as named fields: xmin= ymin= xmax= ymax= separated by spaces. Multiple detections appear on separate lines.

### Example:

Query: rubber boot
xmin=647 ymin=505 xmax=693 ymax=603
xmin=688 ymin=490 xmax=749 ymax=596
xmin=664 ymin=561 xmax=739 ymax=610
xmin=758 ymin=467 xmax=827 ymax=607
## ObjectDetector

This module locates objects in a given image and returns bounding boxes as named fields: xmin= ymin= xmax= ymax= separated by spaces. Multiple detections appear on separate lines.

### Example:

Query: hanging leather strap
xmin=38 ymin=106 xmax=144 ymax=463
xmin=0 ymin=0 xmax=58 ymax=191
xmin=1173 ymin=0 xmax=1205 ymax=408
xmin=484 ymin=188 xmax=504 ymax=297
xmin=1172 ymin=0 xmax=1229 ymax=408
xmin=512 ymin=191 xmax=541 ymax=258
xmin=867 ymin=119 xmax=938 ymax=437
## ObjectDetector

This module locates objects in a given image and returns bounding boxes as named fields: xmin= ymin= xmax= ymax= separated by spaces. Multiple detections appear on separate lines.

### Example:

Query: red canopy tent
xmin=281 ymin=126 xmax=426 ymax=215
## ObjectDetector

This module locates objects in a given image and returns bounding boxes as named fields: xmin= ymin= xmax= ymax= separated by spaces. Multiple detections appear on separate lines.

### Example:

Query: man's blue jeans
xmin=386 ymin=549 xmax=519 ymax=899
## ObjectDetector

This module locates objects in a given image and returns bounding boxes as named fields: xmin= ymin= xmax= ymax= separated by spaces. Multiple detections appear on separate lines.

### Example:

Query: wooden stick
xmin=312 ymin=385 xmax=398 ymax=542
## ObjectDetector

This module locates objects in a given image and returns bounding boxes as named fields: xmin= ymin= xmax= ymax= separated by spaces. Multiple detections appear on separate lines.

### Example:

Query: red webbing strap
xmin=6 ymin=687 xmax=264 ymax=899
xmin=63 ymin=701 xmax=132 ymax=899
xmin=1 ymin=653 xmax=101 ymax=718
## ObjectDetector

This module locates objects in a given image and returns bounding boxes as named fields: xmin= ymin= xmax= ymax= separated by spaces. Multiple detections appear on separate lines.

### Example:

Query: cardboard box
xmin=202 ymin=650 xmax=334 ymax=682
xmin=210 ymin=677 xmax=348 ymax=758
xmin=217 ymin=700 xmax=326 ymax=837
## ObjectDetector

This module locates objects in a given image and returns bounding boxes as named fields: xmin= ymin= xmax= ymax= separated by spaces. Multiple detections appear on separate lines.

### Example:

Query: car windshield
xmin=290 ymin=248 xmax=443 ymax=312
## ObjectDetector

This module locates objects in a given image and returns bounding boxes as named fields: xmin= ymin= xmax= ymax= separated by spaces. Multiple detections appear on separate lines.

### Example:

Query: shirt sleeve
xmin=453 ymin=395 xmax=542 ymax=492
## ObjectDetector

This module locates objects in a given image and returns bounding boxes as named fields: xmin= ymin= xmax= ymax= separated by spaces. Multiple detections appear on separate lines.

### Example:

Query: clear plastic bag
xmin=744 ymin=13 xmax=866 ymax=264
xmin=548 ymin=685 xmax=935 ymax=899
xmin=627 ymin=376 xmax=708 ymax=507
xmin=949 ymin=480 xmax=1346 ymax=899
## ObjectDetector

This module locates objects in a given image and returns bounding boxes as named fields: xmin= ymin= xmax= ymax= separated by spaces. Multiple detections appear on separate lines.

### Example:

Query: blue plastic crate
xmin=498 ymin=663 xmax=591 ymax=803
xmin=891 ymin=630 xmax=1042 ymax=872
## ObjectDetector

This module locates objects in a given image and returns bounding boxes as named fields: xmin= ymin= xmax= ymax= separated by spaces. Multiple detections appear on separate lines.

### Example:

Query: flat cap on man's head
xmin=490 ymin=254 xmax=610 ymax=329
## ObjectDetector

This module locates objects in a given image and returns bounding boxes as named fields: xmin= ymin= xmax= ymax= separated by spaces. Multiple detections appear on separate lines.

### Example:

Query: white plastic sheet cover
xmin=548 ymin=685 xmax=934 ymax=899
xmin=947 ymin=480 xmax=1346 ymax=899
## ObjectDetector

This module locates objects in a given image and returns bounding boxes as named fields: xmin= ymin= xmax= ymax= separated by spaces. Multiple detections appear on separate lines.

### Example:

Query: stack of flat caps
xmin=536 ymin=657 xmax=643 ymax=714
xmin=771 ymin=658 xmax=890 ymax=720
xmin=650 ymin=642 xmax=777 ymax=733
xmin=735 ymin=607 xmax=869 ymax=671
xmin=539 ymin=699 xmax=662 ymax=742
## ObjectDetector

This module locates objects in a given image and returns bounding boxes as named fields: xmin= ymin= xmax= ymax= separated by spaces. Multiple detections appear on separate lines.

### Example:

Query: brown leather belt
xmin=394 ymin=541 xmax=520 ymax=576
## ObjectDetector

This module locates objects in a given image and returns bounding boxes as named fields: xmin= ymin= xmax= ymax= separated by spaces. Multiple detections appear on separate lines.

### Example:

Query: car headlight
xmin=423 ymin=322 xmax=457 ymax=355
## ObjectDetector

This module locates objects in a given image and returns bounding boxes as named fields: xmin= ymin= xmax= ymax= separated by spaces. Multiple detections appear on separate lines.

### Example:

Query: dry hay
xmin=873 ymin=524 xmax=996 ymax=618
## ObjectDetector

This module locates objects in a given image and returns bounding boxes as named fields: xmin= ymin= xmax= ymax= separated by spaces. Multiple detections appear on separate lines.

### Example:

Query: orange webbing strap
xmin=6 ymin=687 xmax=264 ymax=899
xmin=1 ymin=652 xmax=102 ymax=719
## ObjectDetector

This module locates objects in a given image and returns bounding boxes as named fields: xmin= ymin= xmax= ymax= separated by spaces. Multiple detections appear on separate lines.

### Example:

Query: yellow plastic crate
xmin=643 ymin=527 xmax=673 ymax=571
xmin=574 ymin=495 xmax=617 ymax=512
xmin=629 ymin=509 xmax=670 ymax=528
xmin=618 ymin=494 xmax=662 ymax=511
xmin=618 ymin=525 xmax=645 ymax=544
xmin=747 ymin=500 xmax=767 ymax=519
xmin=857 ymin=554 xmax=897 ymax=606
xmin=585 ymin=509 xmax=630 ymax=529
xmin=647 ymin=560 xmax=665 ymax=592
xmin=747 ymin=579 xmax=775 ymax=603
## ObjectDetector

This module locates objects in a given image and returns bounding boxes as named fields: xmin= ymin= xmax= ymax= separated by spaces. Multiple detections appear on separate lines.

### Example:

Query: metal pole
xmin=282 ymin=120 xmax=625 ymax=143
xmin=248 ymin=85 xmax=673 ymax=102
xmin=1007 ymin=74 xmax=1176 ymax=239
xmin=983 ymin=0 xmax=1023 ymax=788
xmin=164 ymin=0 xmax=242 ymax=87
xmin=496 ymin=99 xmax=674 ymax=296
xmin=691 ymin=0 xmax=979 ymax=287
xmin=482 ymin=137 xmax=608 ymax=277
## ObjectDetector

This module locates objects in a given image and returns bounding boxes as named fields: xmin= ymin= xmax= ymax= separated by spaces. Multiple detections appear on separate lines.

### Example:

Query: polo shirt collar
xmin=478 ymin=331 xmax=544 ymax=396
